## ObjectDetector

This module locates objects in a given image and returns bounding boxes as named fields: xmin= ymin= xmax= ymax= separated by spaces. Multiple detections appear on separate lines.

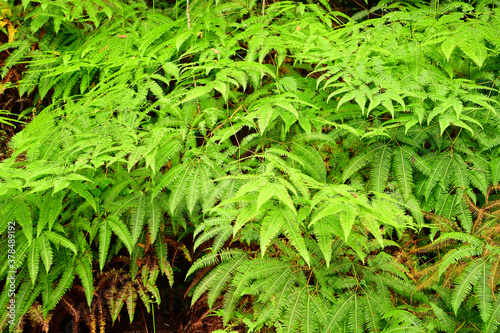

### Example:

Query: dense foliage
xmin=0 ymin=0 xmax=499 ymax=332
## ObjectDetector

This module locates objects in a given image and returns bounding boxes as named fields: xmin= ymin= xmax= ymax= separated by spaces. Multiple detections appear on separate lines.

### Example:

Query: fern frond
xmin=192 ymin=255 xmax=248 ymax=307
xmin=106 ymin=215 xmax=133 ymax=254
xmin=39 ymin=235 xmax=53 ymax=273
xmin=484 ymin=294 xmax=500 ymax=333
xmin=312 ymin=217 xmax=334 ymax=267
xmin=282 ymin=208 xmax=310 ymax=266
xmin=451 ymin=259 xmax=485 ymax=314
xmin=394 ymin=146 xmax=414 ymax=199
xmin=75 ymin=253 xmax=94 ymax=307
xmin=438 ymin=245 xmax=482 ymax=278
xmin=475 ymin=261 xmax=493 ymax=323
xmin=46 ymin=265 xmax=75 ymax=312
xmin=28 ymin=239 xmax=40 ymax=284
xmin=324 ymin=293 xmax=354 ymax=332
xmin=130 ymin=191 xmax=147 ymax=246
xmin=370 ymin=145 xmax=393 ymax=193
xmin=342 ymin=145 xmax=382 ymax=183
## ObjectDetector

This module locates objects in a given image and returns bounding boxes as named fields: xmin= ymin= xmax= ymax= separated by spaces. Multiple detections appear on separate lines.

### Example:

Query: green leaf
xmin=69 ymin=182 xmax=97 ymax=212
xmin=476 ymin=261 xmax=493 ymax=323
xmin=28 ymin=239 xmax=40 ymax=285
xmin=313 ymin=218 xmax=334 ymax=267
xmin=130 ymin=191 xmax=147 ymax=246
xmin=168 ymin=166 xmax=193 ymax=215
xmin=260 ymin=208 xmax=285 ymax=257
xmin=44 ymin=231 xmax=78 ymax=253
xmin=75 ymin=254 xmax=94 ymax=307
xmin=370 ymin=145 xmax=393 ymax=193
xmin=282 ymin=209 xmax=310 ymax=266
xmin=452 ymin=259 xmax=484 ymax=314
xmin=46 ymin=264 xmax=75 ymax=312
xmin=340 ymin=203 xmax=357 ymax=242
xmin=107 ymin=215 xmax=133 ymax=254
xmin=39 ymin=235 xmax=53 ymax=273
xmin=148 ymin=195 xmax=162 ymax=245
xmin=394 ymin=147 xmax=413 ymax=199
xmin=98 ymin=218 xmax=112 ymax=271
xmin=325 ymin=294 xmax=354 ymax=331
xmin=156 ymin=236 xmax=174 ymax=287
xmin=484 ymin=295 xmax=500 ymax=333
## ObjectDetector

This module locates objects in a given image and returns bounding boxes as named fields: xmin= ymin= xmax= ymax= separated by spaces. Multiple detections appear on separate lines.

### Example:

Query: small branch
xmin=262 ymin=0 xmax=265 ymax=16
xmin=186 ymin=0 xmax=191 ymax=29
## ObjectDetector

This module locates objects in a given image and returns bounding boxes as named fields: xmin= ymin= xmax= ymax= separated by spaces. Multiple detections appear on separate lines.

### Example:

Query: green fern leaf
xmin=260 ymin=208 xmax=285 ymax=257
xmin=37 ymin=192 xmax=63 ymax=236
xmin=349 ymin=293 xmax=364 ymax=333
xmin=28 ymin=239 xmax=40 ymax=284
xmin=11 ymin=281 xmax=41 ymax=328
xmin=457 ymin=200 xmax=473 ymax=233
xmin=155 ymin=236 xmax=174 ymax=286
xmin=371 ymin=145 xmax=393 ymax=193
xmin=106 ymin=215 xmax=133 ymax=254
xmin=186 ymin=164 xmax=202 ymax=215
xmin=490 ymin=157 xmax=500 ymax=184
xmin=14 ymin=196 xmax=33 ymax=245
xmin=438 ymin=245 xmax=482 ymax=278
xmin=383 ymin=309 xmax=425 ymax=331
xmin=282 ymin=209 xmax=310 ymax=266
xmin=193 ymin=255 xmax=248 ymax=307
xmin=75 ymin=253 xmax=94 ymax=307
xmin=98 ymin=218 xmax=112 ymax=271
xmin=260 ymin=264 xmax=294 ymax=303
xmin=151 ymin=164 xmax=187 ymax=198
xmin=394 ymin=146 xmax=413 ymax=199
xmin=361 ymin=213 xmax=384 ymax=247
xmin=285 ymin=289 xmax=304 ymax=333
xmin=325 ymin=294 xmax=354 ymax=332
xmin=484 ymin=294 xmax=500 ymax=333
xmin=69 ymin=182 xmax=97 ymax=212
xmin=234 ymin=203 xmax=259 ymax=237
xmin=168 ymin=166 xmax=193 ymax=214
xmin=423 ymin=155 xmax=449 ymax=199
xmin=363 ymin=292 xmax=384 ymax=332
xmin=452 ymin=259 xmax=485 ymax=314
xmin=340 ymin=203 xmax=357 ymax=242
xmin=39 ymin=235 xmax=53 ymax=273
xmin=258 ymin=183 xmax=295 ymax=214
xmin=44 ymin=231 xmax=77 ymax=253
xmin=430 ymin=302 xmax=455 ymax=333
xmin=194 ymin=221 xmax=233 ymax=252
xmin=302 ymin=292 xmax=319 ymax=333
xmin=148 ymin=194 xmax=162 ymax=245
xmin=312 ymin=218 xmax=334 ymax=267
xmin=310 ymin=200 xmax=344 ymax=226
xmin=476 ymin=261 xmax=493 ymax=323
xmin=130 ymin=191 xmax=147 ymax=246
xmin=342 ymin=145 xmax=381 ymax=183
xmin=46 ymin=264 xmax=75 ymax=312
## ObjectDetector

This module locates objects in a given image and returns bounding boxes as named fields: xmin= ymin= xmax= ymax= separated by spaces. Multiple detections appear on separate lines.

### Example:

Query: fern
xmin=1 ymin=0 xmax=500 ymax=331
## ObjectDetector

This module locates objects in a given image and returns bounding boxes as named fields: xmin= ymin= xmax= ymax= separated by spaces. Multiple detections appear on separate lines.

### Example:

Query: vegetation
xmin=0 ymin=0 xmax=499 ymax=332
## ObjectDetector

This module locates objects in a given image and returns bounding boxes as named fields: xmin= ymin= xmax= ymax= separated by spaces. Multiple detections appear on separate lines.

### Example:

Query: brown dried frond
xmin=465 ymin=194 xmax=481 ymax=215
xmin=61 ymin=296 xmax=79 ymax=323
xmin=486 ymin=185 xmax=500 ymax=202
xmin=482 ymin=199 xmax=500 ymax=213
xmin=410 ymin=239 xmax=457 ymax=254
xmin=423 ymin=211 xmax=459 ymax=232
xmin=27 ymin=302 xmax=51 ymax=333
